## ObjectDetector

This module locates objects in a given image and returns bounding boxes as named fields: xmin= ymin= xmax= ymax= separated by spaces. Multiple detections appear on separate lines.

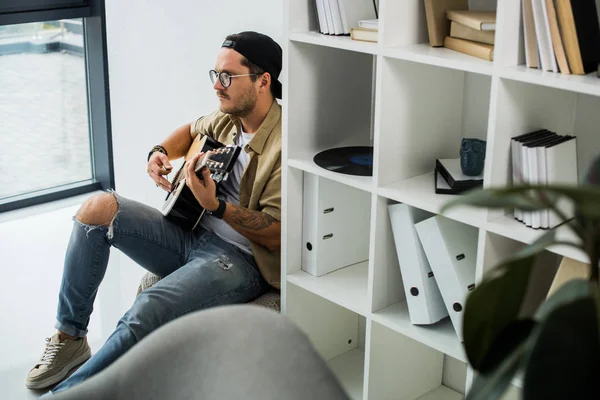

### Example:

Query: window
xmin=0 ymin=0 xmax=113 ymax=212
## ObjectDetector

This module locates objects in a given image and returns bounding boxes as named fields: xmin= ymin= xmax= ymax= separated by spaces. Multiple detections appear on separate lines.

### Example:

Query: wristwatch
xmin=207 ymin=197 xmax=226 ymax=219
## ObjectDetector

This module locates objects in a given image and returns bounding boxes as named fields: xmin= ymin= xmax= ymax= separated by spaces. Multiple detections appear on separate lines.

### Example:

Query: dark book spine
xmin=570 ymin=0 xmax=600 ymax=74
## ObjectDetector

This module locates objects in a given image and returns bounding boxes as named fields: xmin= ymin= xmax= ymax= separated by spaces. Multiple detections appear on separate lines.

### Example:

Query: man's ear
xmin=260 ymin=72 xmax=271 ymax=92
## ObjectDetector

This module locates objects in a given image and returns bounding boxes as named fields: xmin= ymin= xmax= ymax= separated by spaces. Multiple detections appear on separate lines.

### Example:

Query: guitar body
xmin=161 ymin=134 xmax=240 ymax=230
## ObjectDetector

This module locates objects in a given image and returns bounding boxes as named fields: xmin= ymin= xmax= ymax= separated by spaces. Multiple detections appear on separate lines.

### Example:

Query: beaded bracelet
xmin=147 ymin=145 xmax=168 ymax=162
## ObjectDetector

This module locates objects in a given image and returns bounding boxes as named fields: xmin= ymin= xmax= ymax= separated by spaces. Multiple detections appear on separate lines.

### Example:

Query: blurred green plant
xmin=441 ymin=158 xmax=600 ymax=400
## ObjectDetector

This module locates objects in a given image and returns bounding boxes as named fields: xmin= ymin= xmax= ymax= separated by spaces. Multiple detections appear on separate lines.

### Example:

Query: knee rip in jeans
xmin=214 ymin=255 xmax=234 ymax=270
xmin=73 ymin=190 xmax=121 ymax=240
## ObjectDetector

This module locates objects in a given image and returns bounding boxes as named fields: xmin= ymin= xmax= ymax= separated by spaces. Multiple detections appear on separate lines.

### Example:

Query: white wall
xmin=102 ymin=0 xmax=283 ymax=319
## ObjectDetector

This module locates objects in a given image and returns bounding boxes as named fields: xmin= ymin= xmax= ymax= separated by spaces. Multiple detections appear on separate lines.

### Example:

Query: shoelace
xmin=39 ymin=338 xmax=65 ymax=366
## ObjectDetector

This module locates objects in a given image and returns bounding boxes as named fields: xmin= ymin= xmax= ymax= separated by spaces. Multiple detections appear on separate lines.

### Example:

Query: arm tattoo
xmin=230 ymin=205 xmax=277 ymax=231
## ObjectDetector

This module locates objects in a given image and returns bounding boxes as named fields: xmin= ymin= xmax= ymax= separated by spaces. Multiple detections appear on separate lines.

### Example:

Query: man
xmin=26 ymin=31 xmax=283 ymax=395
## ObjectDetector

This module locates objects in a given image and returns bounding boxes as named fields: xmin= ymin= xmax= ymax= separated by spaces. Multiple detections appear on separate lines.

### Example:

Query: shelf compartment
xmin=286 ymin=283 xmax=366 ymax=400
xmin=485 ymin=215 xmax=588 ymax=264
xmin=416 ymin=385 xmax=464 ymax=400
xmin=286 ymin=41 xmax=375 ymax=173
xmin=327 ymin=348 xmax=365 ymax=400
xmin=487 ymin=78 xmax=600 ymax=192
xmin=374 ymin=56 xmax=492 ymax=201
xmin=287 ymin=261 xmax=369 ymax=316
xmin=499 ymin=65 xmax=600 ymax=98
xmin=377 ymin=172 xmax=487 ymax=228
xmin=287 ymin=154 xmax=373 ymax=192
xmin=372 ymin=301 xmax=466 ymax=363
xmin=368 ymin=320 xmax=449 ymax=399
xmin=290 ymin=31 xmax=378 ymax=55
xmin=382 ymin=43 xmax=494 ymax=76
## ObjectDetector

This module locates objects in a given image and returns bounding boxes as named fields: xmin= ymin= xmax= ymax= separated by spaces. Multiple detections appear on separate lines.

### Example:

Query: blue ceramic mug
xmin=460 ymin=138 xmax=486 ymax=176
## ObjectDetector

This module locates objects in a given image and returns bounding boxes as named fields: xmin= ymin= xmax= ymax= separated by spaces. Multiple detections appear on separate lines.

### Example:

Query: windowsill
xmin=0 ymin=190 xmax=102 ymax=224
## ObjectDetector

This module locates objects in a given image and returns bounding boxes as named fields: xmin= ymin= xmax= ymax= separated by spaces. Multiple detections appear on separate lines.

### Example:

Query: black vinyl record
xmin=313 ymin=146 xmax=373 ymax=176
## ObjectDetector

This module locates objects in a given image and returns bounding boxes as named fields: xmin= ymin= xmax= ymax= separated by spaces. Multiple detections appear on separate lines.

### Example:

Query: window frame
xmin=0 ymin=0 xmax=114 ymax=213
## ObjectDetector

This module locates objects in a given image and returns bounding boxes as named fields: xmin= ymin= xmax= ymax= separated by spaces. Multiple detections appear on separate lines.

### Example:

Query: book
xmin=358 ymin=18 xmax=378 ymax=30
xmin=350 ymin=27 xmax=377 ymax=43
xmin=510 ymin=129 xmax=547 ymax=222
xmin=323 ymin=0 xmax=335 ymax=35
xmin=423 ymin=0 xmax=469 ymax=47
xmin=555 ymin=0 xmax=600 ymax=75
xmin=532 ymin=0 xmax=558 ymax=72
xmin=315 ymin=0 xmax=329 ymax=34
xmin=328 ymin=0 xmax=345 ymax=35
xmin=450 ymin=21 xmax=495 ymax=45
xmin=523 ymin=0 xmax=541 ymax=68
xmin=545 ymin=135 xmax=577 ymax=228
xmin=444 ymin=36 xmax=494 ymax=61
xmin=545 ymin=0 xmax=570 ymax=73
xmin=446 ymin=10 xmax=496 ymax=31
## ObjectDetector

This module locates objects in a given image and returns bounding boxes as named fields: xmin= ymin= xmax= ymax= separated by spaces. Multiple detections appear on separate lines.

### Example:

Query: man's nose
xmin=213 ymin=79 xmax=225 ymax=91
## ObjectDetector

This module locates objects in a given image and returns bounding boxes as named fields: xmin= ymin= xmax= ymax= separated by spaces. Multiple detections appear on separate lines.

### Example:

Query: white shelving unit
xmin=281 ymin=0 xmax=600 ymax=399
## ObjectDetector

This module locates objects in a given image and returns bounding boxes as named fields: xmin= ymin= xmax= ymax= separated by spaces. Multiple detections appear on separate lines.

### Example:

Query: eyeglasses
xmin=209 ymin=69 xmax=258 ymax=88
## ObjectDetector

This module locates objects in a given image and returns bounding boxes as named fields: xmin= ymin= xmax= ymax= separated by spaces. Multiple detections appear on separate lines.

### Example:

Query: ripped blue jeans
xmin=52 ymin=194 xmax=269 ymax=394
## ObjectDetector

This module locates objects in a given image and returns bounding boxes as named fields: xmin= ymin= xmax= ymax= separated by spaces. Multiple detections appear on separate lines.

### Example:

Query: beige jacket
xmin=191 ymin=100 xmax=282 ymax=288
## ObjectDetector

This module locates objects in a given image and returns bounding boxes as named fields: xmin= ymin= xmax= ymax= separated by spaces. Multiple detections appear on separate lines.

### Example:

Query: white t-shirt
xmin=200 ymin=129 xmax=253 ymax=254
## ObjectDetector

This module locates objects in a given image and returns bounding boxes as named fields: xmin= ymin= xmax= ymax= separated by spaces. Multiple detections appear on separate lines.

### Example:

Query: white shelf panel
xmin=287 ymin=261 xmax=369 ymax=316
xmin=289 ymin=31 xmax=378 ymax=55
xmin=382 ymin=43 xmax=494 ymax=76
xmin=499 ymin=65 xmax=600 ymax=98
xmin=371 ymin=302 xmax=466 ymax=363
xmin=287 ymin=155 xmax=373 ymax=192
xmin=485 ymin=215 xmax=588 ymax=264
xmin=327 ymin=348 xmax=365 ymax=400
xmin=417 ymin=385 xmax=464 ymax=400
xmin=376 ymin=172 xmax=487 ymax=228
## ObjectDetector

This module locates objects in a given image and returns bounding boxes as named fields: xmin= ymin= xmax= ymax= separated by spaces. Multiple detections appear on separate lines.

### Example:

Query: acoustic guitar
xmin=161 ymin=134 xmax=241 ymax=230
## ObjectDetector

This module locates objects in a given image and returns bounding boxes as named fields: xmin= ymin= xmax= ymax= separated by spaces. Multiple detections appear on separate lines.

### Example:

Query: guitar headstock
xmin=194 ymin=146 xmax=242 ymax=183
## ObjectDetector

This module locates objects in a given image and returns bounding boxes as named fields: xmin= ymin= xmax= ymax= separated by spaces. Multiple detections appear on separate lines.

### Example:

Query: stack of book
xmin=314 ymin=0 xmax=377 ymax=39
xmin=388 ymin=203 xmax=478 ymax=341
xmin=350 ymin=19 xmax=378 ymax=43
xmin=424 ymin=0 xmax=495 ymax=61
xmin=511 ymin=129 xmax=578 ymax=229
xmin=443 ymin=10 xmax=495 ymax=61
xmin=522 ymin=0 xmax=600 ymax=75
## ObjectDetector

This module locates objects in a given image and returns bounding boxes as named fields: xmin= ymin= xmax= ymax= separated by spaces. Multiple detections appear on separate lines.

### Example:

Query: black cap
xmin=221 ymin=31 xmax=282 ymax=99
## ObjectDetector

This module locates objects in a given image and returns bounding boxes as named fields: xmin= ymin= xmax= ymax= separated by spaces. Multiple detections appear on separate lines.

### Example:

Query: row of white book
xmin=389 ymin=204 xmax=478 ymax=341
xmin=314 ymin=0 xmax=377 ymax=35
xmin=511 ymin=129 xmax=577 ymax=229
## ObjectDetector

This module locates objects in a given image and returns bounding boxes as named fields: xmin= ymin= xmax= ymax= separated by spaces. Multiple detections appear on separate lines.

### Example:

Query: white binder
xmin=388 ymin=204 xmax=448 ymax=325
xmin=415 ymin=216 xmax=478 ymax=341
xmin=302 ymin=174 xmax=371 ymax=276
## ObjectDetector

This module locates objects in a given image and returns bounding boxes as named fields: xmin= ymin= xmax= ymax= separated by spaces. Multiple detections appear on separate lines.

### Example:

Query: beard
xmin=218 ymin=87 xmax=257 ymax=118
